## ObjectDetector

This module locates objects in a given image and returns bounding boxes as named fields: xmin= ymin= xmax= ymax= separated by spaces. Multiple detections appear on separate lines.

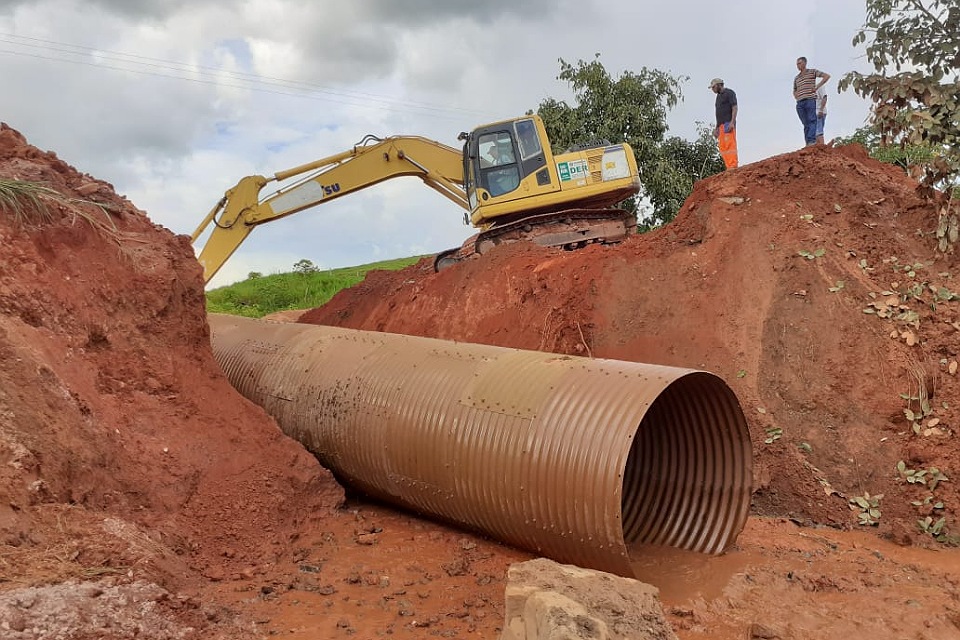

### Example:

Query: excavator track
xmin=434 ymin=209 xmax=637 ymax=272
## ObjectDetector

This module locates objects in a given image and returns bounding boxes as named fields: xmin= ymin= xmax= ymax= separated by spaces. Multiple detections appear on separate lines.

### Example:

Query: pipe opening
xmin=621 ymin=372 xmax=751 ymax=555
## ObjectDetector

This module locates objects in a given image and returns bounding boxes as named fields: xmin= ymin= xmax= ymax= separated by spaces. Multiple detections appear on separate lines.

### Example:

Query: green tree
xmin=641 ymin=124 xmax=726 ymax=230
xmin=293 ymin=259 xmax=319 ymax=275
xmin=839 ymin=0 xmax=959 ymax=194
xmin=534 ymin=55 xmax=724 ymax=229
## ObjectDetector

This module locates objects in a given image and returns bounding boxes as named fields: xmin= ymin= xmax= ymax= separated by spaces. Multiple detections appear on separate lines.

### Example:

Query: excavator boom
xmin=191 ymin=136 xmax=466 ymax=283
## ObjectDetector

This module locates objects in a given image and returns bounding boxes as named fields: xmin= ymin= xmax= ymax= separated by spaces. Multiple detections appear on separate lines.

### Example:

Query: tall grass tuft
xmin=0 ymin=179 xmax=61 ymax=226
xmin=0 ymin=178 xmax=119 ymax=240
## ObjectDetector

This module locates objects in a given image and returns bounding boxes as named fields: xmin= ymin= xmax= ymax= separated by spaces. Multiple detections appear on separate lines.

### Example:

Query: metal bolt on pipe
xmin=208 ymin=313 xmax=752 ymax=578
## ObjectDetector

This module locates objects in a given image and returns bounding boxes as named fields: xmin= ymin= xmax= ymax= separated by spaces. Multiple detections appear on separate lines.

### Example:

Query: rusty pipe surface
xmin=208 ymin=314 xmax=752 ymax=578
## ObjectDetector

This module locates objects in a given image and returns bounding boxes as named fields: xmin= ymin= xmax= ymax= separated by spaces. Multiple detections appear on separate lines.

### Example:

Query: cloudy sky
xmin=0 ymin=0 xmax=875 ymax=287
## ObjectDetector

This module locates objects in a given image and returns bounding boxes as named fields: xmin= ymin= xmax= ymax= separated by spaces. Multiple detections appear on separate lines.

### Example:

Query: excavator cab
xmin=462 ymin=116 xmax=640 ymax=230
xmin=424 ymin=117 xmax=642 ymax=271
xmin=463 ymin=117 xmax=552 ymax=217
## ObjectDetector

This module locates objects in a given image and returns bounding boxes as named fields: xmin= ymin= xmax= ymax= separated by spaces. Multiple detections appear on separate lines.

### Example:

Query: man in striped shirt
xmin=793 ymin=57 xmax=830 ymax=147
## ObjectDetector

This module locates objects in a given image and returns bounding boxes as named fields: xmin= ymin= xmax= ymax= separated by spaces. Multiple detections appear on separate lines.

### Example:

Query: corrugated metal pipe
xmin=208 ymin=314 xmax=752 ymax=578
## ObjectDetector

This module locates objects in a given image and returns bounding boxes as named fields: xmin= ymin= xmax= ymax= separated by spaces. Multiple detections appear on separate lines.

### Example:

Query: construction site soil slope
xmin=0 ymin=119 xmax=958 ymax=639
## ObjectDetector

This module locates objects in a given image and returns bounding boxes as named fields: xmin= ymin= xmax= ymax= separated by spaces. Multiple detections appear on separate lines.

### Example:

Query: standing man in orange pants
xmin=709 ymin=78 xmax=738 ymax=169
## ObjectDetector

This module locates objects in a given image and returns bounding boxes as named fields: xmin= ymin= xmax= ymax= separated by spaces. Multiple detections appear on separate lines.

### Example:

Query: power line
xmin=0 ymin=32 xmax=491 ymax=121
xmin=0 ymin=32 xmax=481 ymax=115
xmin=0 ymin=45 xmax=472 ymax=122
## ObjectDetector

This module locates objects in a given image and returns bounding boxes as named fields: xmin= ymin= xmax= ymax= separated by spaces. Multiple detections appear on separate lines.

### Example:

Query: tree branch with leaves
xmin=840 ymin=0 xmax=960 ymax=252
xmin=840 ymin=0 xmax=960 ymax=191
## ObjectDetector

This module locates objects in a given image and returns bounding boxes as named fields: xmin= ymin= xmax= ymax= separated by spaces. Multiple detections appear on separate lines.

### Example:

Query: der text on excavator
xmin=191 ymin=114 xmax=640 ymax=283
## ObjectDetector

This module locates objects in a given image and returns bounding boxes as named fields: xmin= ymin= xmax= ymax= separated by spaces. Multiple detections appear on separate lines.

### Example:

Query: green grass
xmin=205 ymin=256 xmax=424 ymax=318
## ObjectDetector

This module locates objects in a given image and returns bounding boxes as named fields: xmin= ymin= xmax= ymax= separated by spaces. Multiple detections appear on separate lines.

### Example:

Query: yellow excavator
xmin=191 ymin=114 xmax=640 ymax=283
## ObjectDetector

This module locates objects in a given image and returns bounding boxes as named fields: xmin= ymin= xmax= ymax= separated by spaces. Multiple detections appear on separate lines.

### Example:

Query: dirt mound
xmin=303 ymin=144 xmax=960 ymax=544
xmin=0 ymin=124 xmax=342 ymax=636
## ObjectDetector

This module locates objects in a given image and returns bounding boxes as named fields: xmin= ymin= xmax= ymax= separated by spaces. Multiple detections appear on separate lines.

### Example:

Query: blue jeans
xmin=816 ymin=114 xmax=826 ymax=137
xmin=796 ymin=98 xmax=817 ymax=145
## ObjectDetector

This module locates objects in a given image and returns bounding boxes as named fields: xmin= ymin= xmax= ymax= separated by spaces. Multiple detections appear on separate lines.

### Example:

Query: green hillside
xmin=205 ymin=256 xmax=423 ymax=318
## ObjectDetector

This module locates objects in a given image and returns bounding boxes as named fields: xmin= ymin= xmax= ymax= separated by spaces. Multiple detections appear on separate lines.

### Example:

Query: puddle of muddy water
xmin=628 ymin=543 xmax=758 ymax=602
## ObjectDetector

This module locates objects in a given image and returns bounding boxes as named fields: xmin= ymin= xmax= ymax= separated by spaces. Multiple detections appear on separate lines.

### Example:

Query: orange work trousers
xmin=718 ymin=124 xmax=738 ymax=169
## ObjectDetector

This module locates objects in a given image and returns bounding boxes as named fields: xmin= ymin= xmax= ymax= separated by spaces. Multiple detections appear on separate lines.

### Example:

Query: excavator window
xmin=514 ymin=119 xmax=542 ymax=161
xmin=478 ymin=132 xmax=520 ymax=197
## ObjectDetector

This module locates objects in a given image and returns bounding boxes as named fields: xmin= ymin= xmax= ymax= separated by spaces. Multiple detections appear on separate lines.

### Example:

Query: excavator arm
xmin=191 ymin=135 xmax=467 ymax=283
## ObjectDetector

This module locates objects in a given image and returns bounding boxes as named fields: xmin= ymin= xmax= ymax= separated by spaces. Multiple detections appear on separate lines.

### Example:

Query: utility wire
xmin=0 ymin=32 xmax=476 ymax=115
xmin=0 ymin=32 xmax=484 ymax=115
xmin=0 ymin=32 xmax=490 ymax=121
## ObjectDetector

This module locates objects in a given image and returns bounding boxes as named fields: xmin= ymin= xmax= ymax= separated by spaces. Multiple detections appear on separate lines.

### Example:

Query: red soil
xmin=2 ymin=122 xmax=960 ymax=639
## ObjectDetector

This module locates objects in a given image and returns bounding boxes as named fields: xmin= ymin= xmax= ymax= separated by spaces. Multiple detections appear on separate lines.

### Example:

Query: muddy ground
xmin=1 ymin=122 xmax=959 ymax=639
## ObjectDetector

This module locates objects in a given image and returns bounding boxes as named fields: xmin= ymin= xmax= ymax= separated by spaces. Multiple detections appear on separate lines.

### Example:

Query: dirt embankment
xmin=0 ymin=123 xmax=343 ymax=637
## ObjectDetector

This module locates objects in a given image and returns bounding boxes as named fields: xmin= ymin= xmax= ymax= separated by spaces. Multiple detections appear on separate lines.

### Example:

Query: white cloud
xmin=0 ymin=0 xmax=875 ymax=287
